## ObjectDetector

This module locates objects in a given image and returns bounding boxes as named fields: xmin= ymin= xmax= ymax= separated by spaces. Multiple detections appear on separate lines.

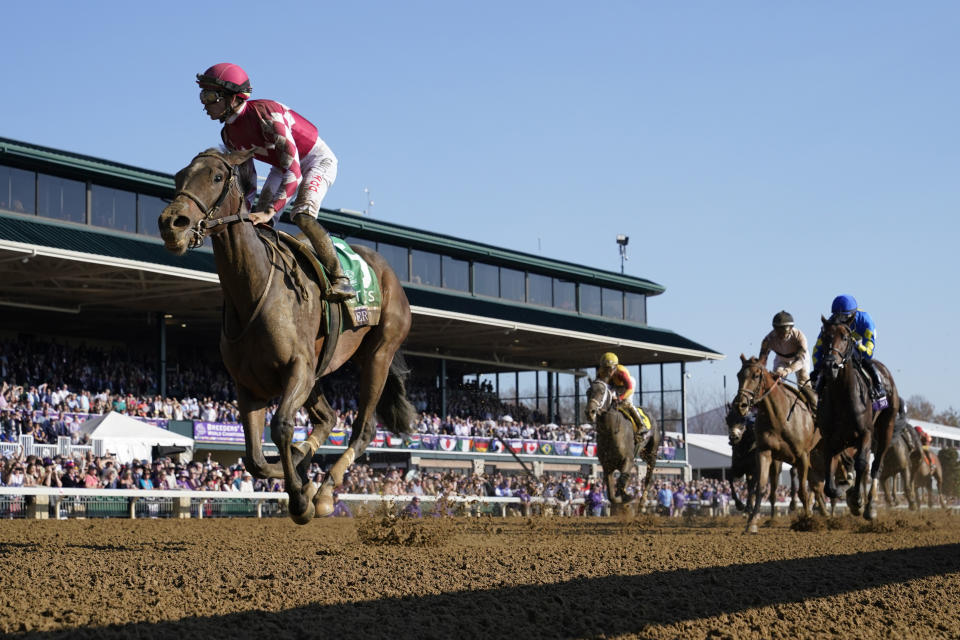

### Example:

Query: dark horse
xmin=879 ymin=413 xmax=918 ymax=510
xmin=729 ymin=356 xmax=819 ymax=533
xmin=584 ymin=379 xmax=661 ymax=512
xmin=816 ymin=317 xmax=899 ymax=521
xmin=158 ymin=149 xmax=415 ymax=524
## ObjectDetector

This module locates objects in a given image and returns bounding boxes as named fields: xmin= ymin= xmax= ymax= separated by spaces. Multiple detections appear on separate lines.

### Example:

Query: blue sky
xmin=3 ymin=2 xmax=958 ymax=411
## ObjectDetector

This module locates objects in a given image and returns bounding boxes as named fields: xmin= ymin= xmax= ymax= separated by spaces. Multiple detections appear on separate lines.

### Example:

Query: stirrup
xmin=325 ymin=277 xmax=356 ymax=302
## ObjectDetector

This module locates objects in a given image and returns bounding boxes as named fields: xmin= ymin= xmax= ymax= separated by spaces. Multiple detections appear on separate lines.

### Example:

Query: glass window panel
xmin=517 ymin=371 xmax=536 ymax=399
xmin=500 ymin=267 xmax=524 ymax=302
xmin=137 ymin=194 xmax=166 ymax=237
xmin=0 ymin=165 xmax=35 ymax=214
xmin=91 ymin=184 xmax=136 ymax=232
xmin=442 ymin=255 xmax=469 ymax=292
xmin=474 ymin=263 xmax=498 ymax=297
xmin=344 ymin=236 xmax=376 ymax=251
xmin=377 ymin=242 xmax=408 ymax=281
xmin=580 ymin=284 xmax=601 ymax=315
xmin=411 ymin=249 xmax=441 ymax=286
xmin=625 ymin=292 xmax=646 ymax=324
xmin=527 ymin=273 xmax=552 ymax=306
xmin=553 ymin=279 xmax=575 ymax=311
xmin=37 ymin=173 xmax=85 ymax=223
xmin=602 ymin=287 xmax=623 ymax=319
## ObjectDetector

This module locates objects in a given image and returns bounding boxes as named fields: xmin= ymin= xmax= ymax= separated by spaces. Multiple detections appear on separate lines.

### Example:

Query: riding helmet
xmin=196 ymin=63 xmax=252 ymax=98
xmin=599 ymin=352 xmax=618 ymax=368
xmin=772 ymin=310 xmax=794 ymax=327
xmin=831 ymin=294 xmax=858 ymax=315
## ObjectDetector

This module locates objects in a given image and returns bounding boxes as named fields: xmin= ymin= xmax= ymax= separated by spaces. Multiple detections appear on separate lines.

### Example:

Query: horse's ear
xmin=224 ymin=148 xmax=255 ymax=166
xmin=821 ymin=315 xmax=828 ymax=325
xmin=740 ymin=354 xmax=748 ymax=363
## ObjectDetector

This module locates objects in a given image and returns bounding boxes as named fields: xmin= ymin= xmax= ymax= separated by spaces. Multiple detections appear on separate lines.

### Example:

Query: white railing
xmin=0 ymin=435 xmax=95 ymax=460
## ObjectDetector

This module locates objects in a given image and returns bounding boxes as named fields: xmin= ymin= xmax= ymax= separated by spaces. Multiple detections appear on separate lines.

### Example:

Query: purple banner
xmin=193 ymin=421 xmax=246 ymax=444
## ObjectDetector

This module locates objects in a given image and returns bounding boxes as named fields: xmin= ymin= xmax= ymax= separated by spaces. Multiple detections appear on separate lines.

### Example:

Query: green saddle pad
xmin=333 ymin=237 xmax=382 ymax=328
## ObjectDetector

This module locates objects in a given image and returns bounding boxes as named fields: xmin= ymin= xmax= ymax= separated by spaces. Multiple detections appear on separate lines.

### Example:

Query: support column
xmin=157 ymin=311 xmax=167 ymax=398
xmin=439 ymin=359 xmax=447 ymax=418
xmin=28 ymin=494 xmax=49 ymax=519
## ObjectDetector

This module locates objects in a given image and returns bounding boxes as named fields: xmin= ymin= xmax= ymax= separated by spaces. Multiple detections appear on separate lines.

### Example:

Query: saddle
xmin=617 ymin=405 xmax=652 ymax=435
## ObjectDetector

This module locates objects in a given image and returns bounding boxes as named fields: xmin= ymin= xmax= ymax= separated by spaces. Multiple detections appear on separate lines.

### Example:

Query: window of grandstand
xmin=411 ymin=249 xmax=442 ymax=287
xmin=91 ymin=185 xmax=137 ymax=233
xmin=499 ymin=267 xmax=525 ymax=302
xmin=344 ymin=236 xmax=376 ymax=251
xmin=377 ymin=242 xmax=409 ymax=281
xmin=553 ymin=278 xmax=576 ymax=312
xmin=474 ymin=262 xmax=499 ymax=297
xmin=0 ymin=165 xmax=35 ymax=214
xmin=37 ymin=173 xmax=86 ymax=224
xmin=441 ymin=255 xmax=469 ymax=292
xmin=602 ymin=287 xmax=623 ymax=320
xmin=625 ymin=292 xmax=646 ymax=324
xmin=137 ymin=194 xmax=167 ymax=237
xmin=527 ymin=272 xmax=552 ymax=306
xmin=639 ymin=363 xmax=684 ymax=435
xmin=579 ymin=283 xmax=601 ymax=316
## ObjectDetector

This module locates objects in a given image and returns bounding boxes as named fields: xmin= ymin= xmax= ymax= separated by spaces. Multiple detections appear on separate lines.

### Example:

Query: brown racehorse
xmin=158 ymin=149 xmax=415 ymax=524
xmin=816 ymin=317 xmax=899 ymax=521
xmin=879 ymin=414 xmax=918 ymax=510
xmin=725 ymin=407 xmax=780 ymax=515
xmin=585 ymin=378 xmax=661 ymax=513
xmin=911 ymin=448 xmax=948 ymax=509
xmin=729 ymin=356 xmax=819 ymax=533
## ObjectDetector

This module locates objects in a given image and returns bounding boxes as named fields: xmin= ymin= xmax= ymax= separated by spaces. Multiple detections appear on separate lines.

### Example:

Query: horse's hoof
xmin=302 ymin=482 xmax=318 ymax=503
xmin=314 ymin=487 xmax=335 ymax=517
xmin=746 ymin=524 xmax=759 ymax=535
xmin=289 ymin=501 xmax=315 ymax=525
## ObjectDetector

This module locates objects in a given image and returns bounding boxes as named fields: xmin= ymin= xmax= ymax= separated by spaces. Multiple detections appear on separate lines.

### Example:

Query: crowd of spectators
xmin=0 ymin=337 xmax=685 ymax=454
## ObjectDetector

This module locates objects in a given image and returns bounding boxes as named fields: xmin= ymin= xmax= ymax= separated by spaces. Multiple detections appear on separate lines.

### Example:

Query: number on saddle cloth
xmin=330 ymin=237 xmax=383 ymax=328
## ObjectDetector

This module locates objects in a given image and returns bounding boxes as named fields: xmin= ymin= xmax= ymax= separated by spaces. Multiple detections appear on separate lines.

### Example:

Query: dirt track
xmin=1 ymin=509 xmax=959 ymax=640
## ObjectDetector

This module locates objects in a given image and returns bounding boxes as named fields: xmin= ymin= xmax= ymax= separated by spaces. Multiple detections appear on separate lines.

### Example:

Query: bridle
xmin=822 ymin=322 xmax=855 ymax=376
xmin=732 ymin=363 xmax=780 ymax=415
xmin=173 ymin=152 xmax=250 ymax=249
xmin=586 ymin=379 xmax=614 ymax=418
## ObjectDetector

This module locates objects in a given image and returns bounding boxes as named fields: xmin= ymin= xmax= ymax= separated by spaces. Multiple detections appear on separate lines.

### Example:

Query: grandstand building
xmin=0 ymin=136 xmax=722 ymax=478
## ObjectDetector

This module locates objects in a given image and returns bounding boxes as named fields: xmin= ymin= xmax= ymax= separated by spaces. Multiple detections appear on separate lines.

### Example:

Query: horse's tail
xmin=377 ymin=352 xmax=416 ymax=435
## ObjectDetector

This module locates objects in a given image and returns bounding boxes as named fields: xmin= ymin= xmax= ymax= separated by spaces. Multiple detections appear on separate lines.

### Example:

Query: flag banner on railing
xmin=553 ymin=441 xmax=568 ymax=455
xmin=585 ymin=443 xmax=597 ymax=457
xmin=490 ymin=439 xmax=505 ymax=453
xmin=371 ymin=432 xmax=385 ymax=448
xmin=522 ymin=440 xmax=538 ymax=454
xmin=421 ymin=434 xmax=438 ymax=450
xmin=327 ymin=430 xmax=347 ymax=446
xmin=473 ymin=438 xmax=490 ymax=453
xmin=538 ymin=441 xmax=554 ymax=455
xmin=568 ymin=442 xmax=584 ymax=456
xmin=457 ymin=437 xmax=473 ymax=452
xmin=438 ymin=435 xmax=457 ymax=451
xmin=404 ymin=434 xmax=422 ymax=449
xmin=387 ymin=434 xmax=404 ymax=447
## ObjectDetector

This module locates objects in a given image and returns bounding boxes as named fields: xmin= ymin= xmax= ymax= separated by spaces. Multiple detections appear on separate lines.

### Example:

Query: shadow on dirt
xmin=11 ymin=542 xmax=960 ymax=640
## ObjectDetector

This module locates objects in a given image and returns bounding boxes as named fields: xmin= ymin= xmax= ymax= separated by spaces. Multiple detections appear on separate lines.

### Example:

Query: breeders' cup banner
xmin=320 ymin=429 xmax=596 ymax=456
xmin=194 ymin=421 xmax=306 ymax=444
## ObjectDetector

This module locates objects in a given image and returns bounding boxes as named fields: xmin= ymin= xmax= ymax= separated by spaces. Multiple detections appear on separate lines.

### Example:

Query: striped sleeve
xmin=260 ymin=108 xmax=302 ymax=212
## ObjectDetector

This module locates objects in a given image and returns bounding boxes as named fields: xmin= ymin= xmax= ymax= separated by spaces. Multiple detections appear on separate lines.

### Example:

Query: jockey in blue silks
xmin=811 ymin=294 xmax=886 ymax=404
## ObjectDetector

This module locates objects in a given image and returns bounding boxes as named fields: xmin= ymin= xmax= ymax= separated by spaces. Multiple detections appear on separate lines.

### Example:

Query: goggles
xmin=199 ymin=88 xmax=224 ymax=105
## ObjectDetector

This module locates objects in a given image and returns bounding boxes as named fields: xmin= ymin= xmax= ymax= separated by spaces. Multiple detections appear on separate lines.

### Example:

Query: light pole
xmin=616 ymin=234 xmax=629 ymax=274
xmin=363 ymin=188 xmax=374 ymax=216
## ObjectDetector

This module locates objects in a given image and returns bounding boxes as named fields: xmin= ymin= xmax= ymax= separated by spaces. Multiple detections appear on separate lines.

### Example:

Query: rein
xmin=735 ymin=367 xmax=781 ymax=411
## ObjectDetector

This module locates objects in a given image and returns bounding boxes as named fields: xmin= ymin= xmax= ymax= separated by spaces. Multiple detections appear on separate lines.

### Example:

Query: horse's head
xmin=726 ymin=402 xmax=749 ymax=445
xmin=819 ymin=315 xmax=855 ymax=385
xmin=584 ymin=378 xmax=614 ymax=423
xmin=729 ymin=354 xmax=770 ymax=432
xmin=158 ymin=148 xmax=255 ymax=254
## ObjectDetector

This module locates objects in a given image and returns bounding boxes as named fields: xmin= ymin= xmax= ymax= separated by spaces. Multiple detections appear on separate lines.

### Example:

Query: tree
xmin=933 ymin=408 xmax=960 ymax=428
xmin=906 ymin=395 xmax=936 ymax=421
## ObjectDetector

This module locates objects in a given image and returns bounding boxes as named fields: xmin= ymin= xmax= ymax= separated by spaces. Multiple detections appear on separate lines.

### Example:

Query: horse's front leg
xmin=822 ymin=444 xmax=840 ymax=500
xmin=746 ymin=450 xmax=771 ymax=534
xmin=272 ymin=362 xmax=315 ymax=525
xmin=796 ymin=451 xmax=812 ymax=518
xmin=292 ymin=386 xmax=337 ymax=479
xmin=847 ymin=442 xmax=870 ymax=517
xmin=237 ymin=386 xmax=283 ymax=479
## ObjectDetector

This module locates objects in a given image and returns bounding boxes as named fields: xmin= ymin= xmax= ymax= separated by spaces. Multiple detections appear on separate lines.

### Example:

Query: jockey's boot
xmin=801 ymin=385 xmax=818 ymax=415
xmin=624 ymin=404 xmax=649 ymax=457
xmin=293 ymin=213 xmax=356 ymax=302
xmin=863 ymin=359 xmax=888 ymax=410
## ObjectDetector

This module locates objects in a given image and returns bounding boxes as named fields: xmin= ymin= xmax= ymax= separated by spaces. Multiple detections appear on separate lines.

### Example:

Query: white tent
xmin=78 ymin=412 xmax=194 ymax=463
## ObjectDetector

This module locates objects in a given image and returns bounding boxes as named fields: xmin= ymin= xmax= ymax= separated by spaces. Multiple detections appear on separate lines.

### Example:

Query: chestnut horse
xmin=911 ymin=448 xmax=948 ymax=509
xmin=879 ymin=413 xmax=918 ymax=510
xmin=158 ymin=149 xmax=415 ymax=524
xmin=729 ymin=356 xmax=819 ymax=533
xmin=585 ymin=379 xmax=661 ymax=513
xmin=816 ymin=317 xmax=899 ymax=521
